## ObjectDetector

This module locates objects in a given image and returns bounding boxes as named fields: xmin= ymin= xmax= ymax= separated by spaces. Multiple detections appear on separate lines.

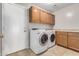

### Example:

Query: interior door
xmin=2 ymin=4 xmax=29 ymax=55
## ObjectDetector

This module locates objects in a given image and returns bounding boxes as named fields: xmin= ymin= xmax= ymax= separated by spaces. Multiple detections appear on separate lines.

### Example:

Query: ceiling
xmin=17 ymin=3 xmax=74 ymax=12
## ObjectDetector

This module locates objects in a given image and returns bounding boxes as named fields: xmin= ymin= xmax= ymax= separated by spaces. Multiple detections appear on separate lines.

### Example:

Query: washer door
xmin=50 ymin=34 xmax=55 ymax=42
xmin=40 ymin=34 xmax=48 ymax=46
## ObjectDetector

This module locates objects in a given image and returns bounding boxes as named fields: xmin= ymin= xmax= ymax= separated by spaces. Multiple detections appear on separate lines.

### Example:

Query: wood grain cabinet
xmin=68 ymin=32 xmax=79 ymax=51
xmin=40 ymin=11 xmax=55 ymax=24
xmin=56 ymin=31 xmax=67 ymax=47
xmin=48 ymin=14 xmax=55 ymax=25
xmin=29 ymin=6 xmax=55 ymax=25
xmin=56 ymin=31 xmax=79 ymax=52
xmin=29 ymin=6 xmax=40 ymax=23
xmin=40 ymin=11 xmax=48 ymax=24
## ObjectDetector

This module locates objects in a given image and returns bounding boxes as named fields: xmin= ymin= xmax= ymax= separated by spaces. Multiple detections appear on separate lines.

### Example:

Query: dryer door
xmin=39 ymin=34 xmax=48 ymax=46
xmin=50 ymin=34 xmax=55 ymax=42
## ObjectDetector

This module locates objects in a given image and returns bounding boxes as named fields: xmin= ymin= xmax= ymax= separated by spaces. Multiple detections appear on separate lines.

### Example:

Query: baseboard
xmin=6 ymin=48 xmax=30 ymax=56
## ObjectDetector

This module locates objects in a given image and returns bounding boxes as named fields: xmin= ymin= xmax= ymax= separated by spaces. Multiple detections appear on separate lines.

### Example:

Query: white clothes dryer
xmin=30 ymin=29 xmax=48 ymax=54
xmin=47 ymin=30 xmax=55 ymax=48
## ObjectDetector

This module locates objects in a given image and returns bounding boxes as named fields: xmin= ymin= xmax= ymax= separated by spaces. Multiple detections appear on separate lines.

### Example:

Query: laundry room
xmin=0 ymin=3 xmax=79 ymax=56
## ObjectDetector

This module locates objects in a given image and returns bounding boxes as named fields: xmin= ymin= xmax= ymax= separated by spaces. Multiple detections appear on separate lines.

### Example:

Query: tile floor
xmin=7 ymin=45 xmax=79 ymax=56
xmin=41 ymin=45 xmax=79 ymax=56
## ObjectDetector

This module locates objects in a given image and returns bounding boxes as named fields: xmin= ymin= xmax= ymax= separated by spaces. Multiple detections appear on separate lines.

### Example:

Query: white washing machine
xmin=47 ymin=30 xmax=55 ymax=48
xmin=30 ymin=29 xmax=48 ymax=54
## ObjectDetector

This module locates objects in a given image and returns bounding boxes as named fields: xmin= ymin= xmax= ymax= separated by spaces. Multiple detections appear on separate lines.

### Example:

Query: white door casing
xmin=0 ymin=3 xmax=2 ymax=56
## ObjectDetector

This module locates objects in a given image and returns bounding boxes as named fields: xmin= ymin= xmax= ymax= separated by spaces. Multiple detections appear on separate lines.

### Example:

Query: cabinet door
xmin=40 ymin=11 xmax=55 ymax=25
xmin=30 ymin=7 xmax=40 ymax=23
xmin=68 ymin=32 xmax=79 ymax=51
xmin=47 ymin=14 xmax=52 ymax=24
xmin=48 ymin=14 xmax=55 ymax=25
xmin=51 ymin=15 xmax=55 ymax=25
xmin=56 ymin=31 xmax=67 ymax=47
xmin=40 ymin=11 xmax=48 ymax=24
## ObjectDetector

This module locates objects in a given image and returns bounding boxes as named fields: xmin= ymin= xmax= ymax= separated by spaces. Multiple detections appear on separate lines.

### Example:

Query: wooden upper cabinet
xmin=29 ymin=6 xmax=40 ymax=23
xmin=68 ymin=32 xmax=79 ymax=51
xmin=29 ymin=6 xmax=55 ymax=25
xmin=48 ymin=14 xmax=55 ymax=25
xmin=40 ymin=11 xmax=48 ymax=24
xmin=56 ymin=31 xmax=67 ymax=47
xmin=40 ymin=11 xmax=55 ymax=25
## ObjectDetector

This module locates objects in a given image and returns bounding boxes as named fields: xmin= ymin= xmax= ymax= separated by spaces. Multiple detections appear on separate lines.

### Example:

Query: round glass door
xmin=40 ymin=34 xmax=48 ymax=46
xmin=50 ymin=34 xmax=55 ymax=42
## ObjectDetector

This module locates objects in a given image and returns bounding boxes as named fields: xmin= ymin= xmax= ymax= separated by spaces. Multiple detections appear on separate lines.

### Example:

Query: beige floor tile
xmin=63 ymin=50 xmax=79 ymax=56
xmin=41 ymin=45 xmax=79 ymax=56
xmin=7 ymin=49 xmax=35 ymax=56
xmin=7 ymin=45 xmax=79 ymax=56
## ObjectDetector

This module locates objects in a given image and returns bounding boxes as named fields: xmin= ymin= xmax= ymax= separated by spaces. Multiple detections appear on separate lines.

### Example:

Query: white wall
xmin=2 ymin=4 xmax=29 ymax=55
xmin=54 ymin=4 xmax=79 ymax=29
xmin=29 ymin=23 xmax=53 ymax=30
xmin=0 ymin=3 xmax=2 ymax=33
xmin=0 ymin=3 xmax=2 ymax=56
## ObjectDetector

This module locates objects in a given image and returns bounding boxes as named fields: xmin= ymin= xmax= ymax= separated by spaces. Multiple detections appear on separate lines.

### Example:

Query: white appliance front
xmin=47 ymin=30 xmax=55 ymax=48
xmin=30 ymin=30 xmax=48 ymax=54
